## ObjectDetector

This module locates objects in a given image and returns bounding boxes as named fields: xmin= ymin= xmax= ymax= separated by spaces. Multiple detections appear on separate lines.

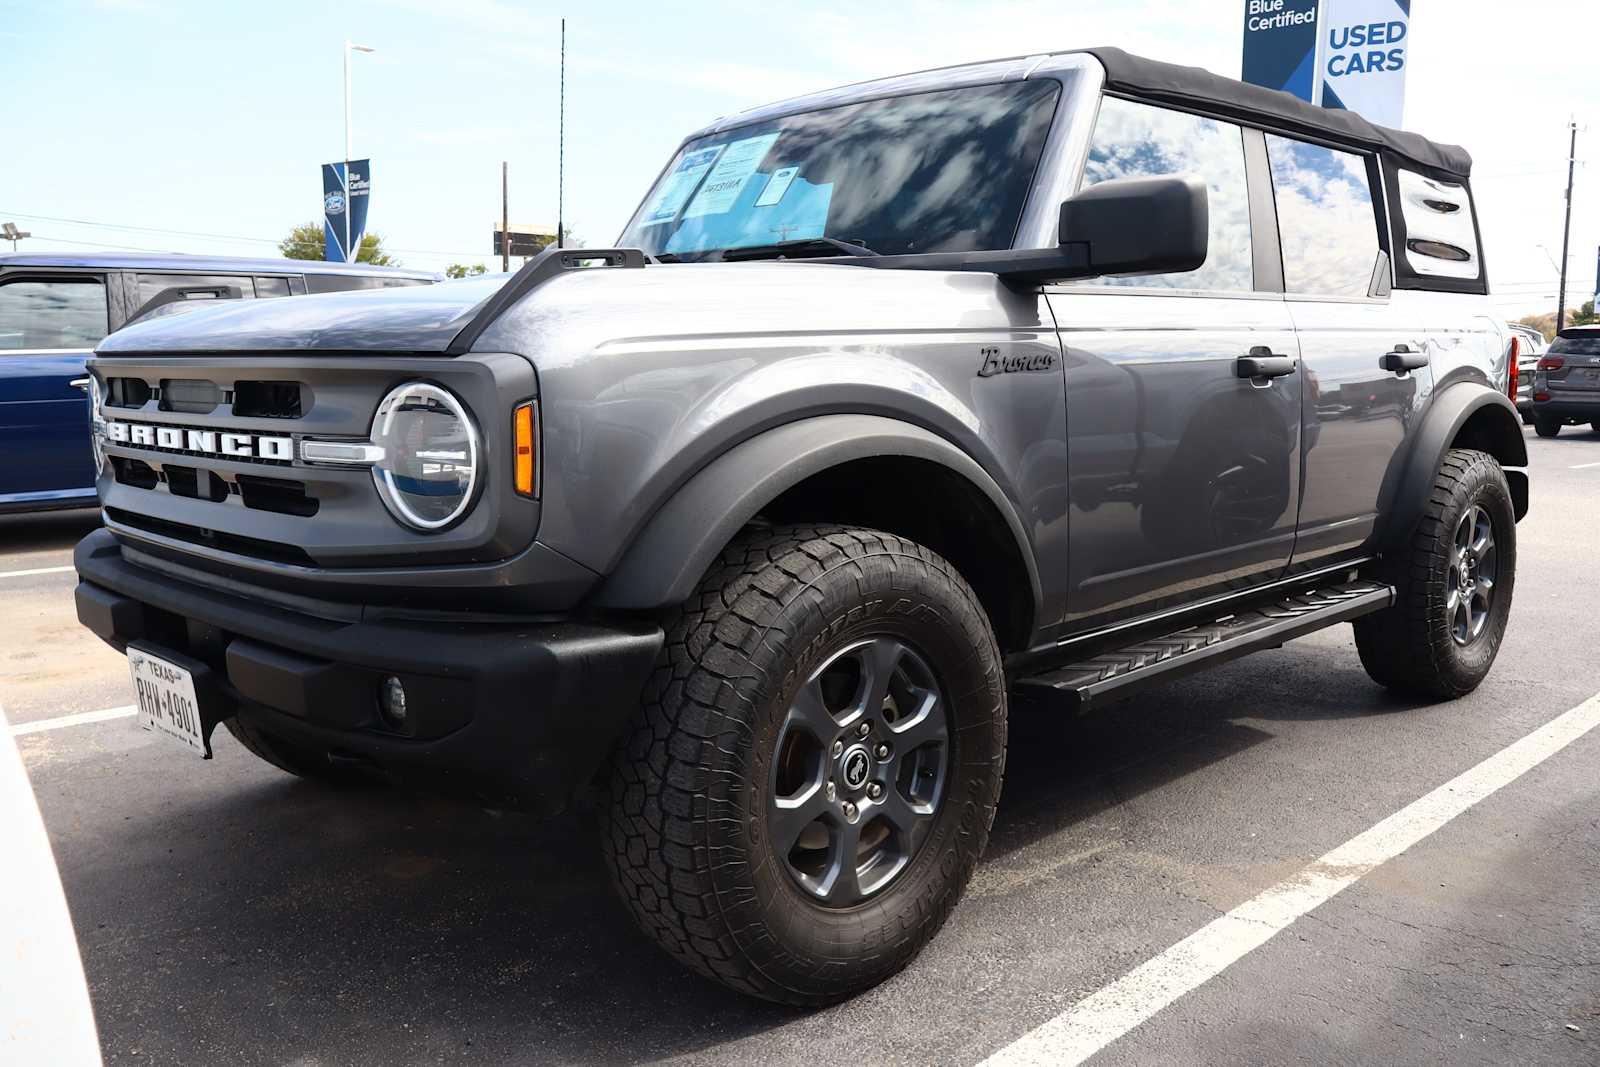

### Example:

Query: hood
xmin=96 ymin=275 xmax=506 ymax=355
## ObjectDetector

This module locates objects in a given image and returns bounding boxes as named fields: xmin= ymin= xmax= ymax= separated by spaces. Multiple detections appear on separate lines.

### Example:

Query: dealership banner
xmin=1242 ymin=0 xmax=1410 ymax=128
xmin=321 ymin=159 xmax=371 ymax=263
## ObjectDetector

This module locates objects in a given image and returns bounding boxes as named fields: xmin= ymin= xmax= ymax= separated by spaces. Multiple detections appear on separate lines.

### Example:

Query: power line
xmin=0 ymin=209 xmax=493 ymax=261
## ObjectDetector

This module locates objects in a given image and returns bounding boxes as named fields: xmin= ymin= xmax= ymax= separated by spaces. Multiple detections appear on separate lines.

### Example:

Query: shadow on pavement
xmin=52 ymin=641 xmax=1421 ymax=1064
xmin=0 ymin=507 xmax=100 ymax=556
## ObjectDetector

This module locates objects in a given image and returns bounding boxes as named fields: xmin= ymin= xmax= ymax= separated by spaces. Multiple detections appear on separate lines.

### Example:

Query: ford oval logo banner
xmin=321 ymin=158 xmax=371 ymax=263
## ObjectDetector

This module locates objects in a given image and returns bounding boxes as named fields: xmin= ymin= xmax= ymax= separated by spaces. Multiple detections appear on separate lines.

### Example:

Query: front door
xmin=1050 ymin=97 xmax=1301 ymax=629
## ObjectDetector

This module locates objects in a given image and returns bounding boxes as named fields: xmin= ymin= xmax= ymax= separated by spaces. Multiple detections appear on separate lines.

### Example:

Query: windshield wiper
xmin=716 ymin=238 xmax=879 ymax=262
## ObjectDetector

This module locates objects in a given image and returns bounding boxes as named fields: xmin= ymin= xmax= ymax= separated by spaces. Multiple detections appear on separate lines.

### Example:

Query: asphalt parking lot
xmin=6 ymin=424 xmax=1599 ymax=1067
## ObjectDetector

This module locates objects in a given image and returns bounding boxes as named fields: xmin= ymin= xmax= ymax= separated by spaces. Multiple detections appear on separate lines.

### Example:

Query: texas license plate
xmin=129 ymin=648 xmax=207 ymax=755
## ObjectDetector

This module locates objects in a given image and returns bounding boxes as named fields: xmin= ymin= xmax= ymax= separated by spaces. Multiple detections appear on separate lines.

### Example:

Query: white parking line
xmin=0 ymin=564 xmax=74 ymax=580
xmin=1570 ymin=460 xmax=1600 ymax=470
xmin=10 ymin=705 xmax=136 ymax=736
xmin=979 ymin=693 xmax=1600 ymax=1067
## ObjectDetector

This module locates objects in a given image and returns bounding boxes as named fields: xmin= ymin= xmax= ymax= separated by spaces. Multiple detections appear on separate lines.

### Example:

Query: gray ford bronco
xmin=75 ymin=48 xmax=1527 ymax=1004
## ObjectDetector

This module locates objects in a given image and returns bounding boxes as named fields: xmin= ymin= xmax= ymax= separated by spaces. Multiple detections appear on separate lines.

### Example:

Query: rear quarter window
xmin=1394 ymin=169 xmax=1480 ymax=281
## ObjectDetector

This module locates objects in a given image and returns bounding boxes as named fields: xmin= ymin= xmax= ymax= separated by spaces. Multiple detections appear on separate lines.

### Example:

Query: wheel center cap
xmin=840 ymin=744 xmax=873 ymax=790
xmin=1458 ymin=558 xmax=1473 ymax=591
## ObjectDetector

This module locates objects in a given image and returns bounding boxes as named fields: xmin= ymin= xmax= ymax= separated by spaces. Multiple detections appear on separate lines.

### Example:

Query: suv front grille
xmin=106 ymin=376 xmax=306 ymax=418
xmin=233 ymin=380 xmax=304 ymax=418
xmin=106 ymin=507 xmax=317 ymax=566
xmin=91 ymin=351 xmax=534 ymax=571
xmin=113 ymin=458 xmax=320 ymax=517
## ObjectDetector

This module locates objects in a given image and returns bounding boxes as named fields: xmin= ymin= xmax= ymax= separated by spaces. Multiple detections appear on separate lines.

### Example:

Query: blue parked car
xmin=0 ymin=253 xmax=439 ymax=513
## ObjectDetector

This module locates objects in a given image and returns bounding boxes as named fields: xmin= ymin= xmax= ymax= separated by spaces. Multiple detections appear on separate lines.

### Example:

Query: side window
xmin=135 ymin=273 xmax=254 ymax=308
xmin=1081 ymin=97 xmax=1254 ymax=292
xmin=254 ymin=276 xmax=292 ymax=298
xmin=303 ymin=274 xmax=429 ymax=293
xmin=0 ymin=277 xmax=109 ymax=351
xmin=1264 ymin=136 xmax=1381 ymax=297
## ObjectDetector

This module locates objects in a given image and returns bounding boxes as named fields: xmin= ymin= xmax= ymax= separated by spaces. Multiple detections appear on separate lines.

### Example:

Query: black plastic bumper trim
xmin=75 ymin=534 xmax=663 ymax=813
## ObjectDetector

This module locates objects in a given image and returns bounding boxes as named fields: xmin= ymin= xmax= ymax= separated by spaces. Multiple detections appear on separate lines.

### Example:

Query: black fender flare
xmin=589 ymin=414 xmax=1044 ymax=620
xmin=1375 ymin=382 xmax=1528 ymax=553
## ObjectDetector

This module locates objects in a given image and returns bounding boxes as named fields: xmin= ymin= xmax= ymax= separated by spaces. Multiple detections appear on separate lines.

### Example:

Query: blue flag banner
xmin=1243 ymin=0 xmax=1410 ymax=128
xmin=321 ymin=159 xmax=371 ymax=263
xmin=1242 ymin=0 xmax=1321 ymax=102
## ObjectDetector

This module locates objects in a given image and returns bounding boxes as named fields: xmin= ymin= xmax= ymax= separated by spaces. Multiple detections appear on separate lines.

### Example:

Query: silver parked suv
xmin=74 ymin=47 xmax=1527 ymax=1003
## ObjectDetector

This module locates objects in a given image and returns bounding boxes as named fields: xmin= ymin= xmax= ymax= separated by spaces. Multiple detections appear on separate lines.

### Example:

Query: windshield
xmin=618 ymin=79 xmax=1062 ymax=260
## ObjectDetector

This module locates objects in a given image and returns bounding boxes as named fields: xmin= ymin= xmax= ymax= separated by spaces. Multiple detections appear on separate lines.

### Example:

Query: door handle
xmin=69 ymin=377 xmax=91 ymax=393
xmin=1235 ymin=347 xmax=1296 ymax=380
xmin=1380 ymin=344 xmax=1428 ymax=373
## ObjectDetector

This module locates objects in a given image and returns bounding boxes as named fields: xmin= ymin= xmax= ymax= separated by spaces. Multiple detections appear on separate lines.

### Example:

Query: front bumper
xmin=74 ymin=529 xmax=662 ymax=813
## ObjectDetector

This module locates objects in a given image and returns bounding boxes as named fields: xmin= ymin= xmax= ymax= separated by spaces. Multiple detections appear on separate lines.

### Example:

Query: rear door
xmin=1264 ymin=134 xmax=1426 ymax=568
xmin=1049 ymin=97 xmax=1302 ymax=629
xmin=0 ymin=272 xmax=110 ymax=500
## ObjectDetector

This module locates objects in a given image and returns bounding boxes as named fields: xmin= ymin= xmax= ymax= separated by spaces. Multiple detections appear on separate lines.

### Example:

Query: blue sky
xmin=2 ymin=0 xmax=1594 ymax=313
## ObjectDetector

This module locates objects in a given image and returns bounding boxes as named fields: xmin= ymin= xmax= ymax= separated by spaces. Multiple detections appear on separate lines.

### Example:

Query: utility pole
xmin=1557 ymin=121 xmax=1579 ymax=331
xmin=557 ymin=18 xmax=565 ymax=250
xmin=501 ymin=161 xmax=510 ymax=273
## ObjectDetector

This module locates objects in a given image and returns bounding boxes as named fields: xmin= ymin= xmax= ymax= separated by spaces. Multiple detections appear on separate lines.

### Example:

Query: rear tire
xmin=1534 ymin=416 xmax=1560 ymax=438
xmin=602 ymin=524 xmax=1006 ymax=1005
xmin=222 ymin=716 xmax=371 ymax=785
xmin=1590 ymin=420 xmax=1600 ymax=434
xmin=1354 ymin=449 xmax=1516 ymax=699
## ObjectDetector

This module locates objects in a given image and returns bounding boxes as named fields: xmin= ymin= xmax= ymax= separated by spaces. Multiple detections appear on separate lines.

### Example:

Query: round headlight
xmin=88 ymin=376 xmax=107 ymax=475
xmin=370 ymin=382 xmax=480 ymax=531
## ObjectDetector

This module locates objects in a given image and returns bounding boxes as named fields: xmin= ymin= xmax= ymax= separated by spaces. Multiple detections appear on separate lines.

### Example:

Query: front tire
xmin=603 ymin=524 xmax=1006 ymax=1005
xmin=1354 ymin=449 xmax=1516 ymax=699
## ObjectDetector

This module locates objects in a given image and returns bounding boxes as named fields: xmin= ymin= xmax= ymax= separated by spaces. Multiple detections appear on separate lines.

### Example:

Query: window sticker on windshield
xmin=683 ymin=133 xmax=780 ymax=219
xmin=642 ymin=144 xmax=726 ymax=225
xmin=754 ymin=166 xmax=800 ymax=207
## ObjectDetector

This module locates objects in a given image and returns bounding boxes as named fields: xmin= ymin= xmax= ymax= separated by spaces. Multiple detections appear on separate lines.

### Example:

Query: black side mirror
xmin=1058 ymin=175 xmax=1209 ymax=278
xmin=835 ymin=174 xmax=1208 ymax=285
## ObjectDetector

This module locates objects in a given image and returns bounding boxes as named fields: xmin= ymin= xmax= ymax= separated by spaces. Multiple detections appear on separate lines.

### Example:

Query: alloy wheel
xmin=1448 ymin=503 xmax=1497 ymax=646
xmin=768 ymin=636 xmax=950 ymax=907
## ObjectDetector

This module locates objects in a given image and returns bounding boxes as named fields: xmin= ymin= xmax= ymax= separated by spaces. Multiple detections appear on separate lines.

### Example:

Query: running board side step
xmin=1016 ymin=579 xmax=1394 ymax=712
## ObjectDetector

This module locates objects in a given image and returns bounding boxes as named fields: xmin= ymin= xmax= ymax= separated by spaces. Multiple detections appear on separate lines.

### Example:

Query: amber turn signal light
xmin=514 ymin=401 xmax=538 ymax=498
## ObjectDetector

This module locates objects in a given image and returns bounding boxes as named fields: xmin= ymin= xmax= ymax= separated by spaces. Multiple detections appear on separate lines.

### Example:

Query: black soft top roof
xmin=1079 ymin=46 xmax=1471 ymax=181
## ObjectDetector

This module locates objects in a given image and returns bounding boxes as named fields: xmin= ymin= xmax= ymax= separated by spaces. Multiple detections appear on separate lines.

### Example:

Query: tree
xmin=1516 ymin=301 xmax=1596 ymax=340
xmin=444 ymin=263 xmax=489 ymax=279
xmin=278 ymin=222 xmax=398 ymax=266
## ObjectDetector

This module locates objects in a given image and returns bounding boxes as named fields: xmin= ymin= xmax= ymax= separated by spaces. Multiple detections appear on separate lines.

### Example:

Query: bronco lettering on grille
xmin=103 ymin=419 xmax=293 ymax=462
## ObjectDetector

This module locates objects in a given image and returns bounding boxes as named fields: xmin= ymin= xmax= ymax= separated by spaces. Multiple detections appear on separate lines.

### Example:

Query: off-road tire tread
xmin=1354 ymin=448 xmax=1515 ymax=698
xmin=601 ymin=523 xmax=1005 ymax=1005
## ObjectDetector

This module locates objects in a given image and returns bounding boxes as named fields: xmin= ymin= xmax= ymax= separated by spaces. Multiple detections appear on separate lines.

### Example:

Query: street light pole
xmin=1556 ymin=121 xmax=1579 ymax=331
xmin=344 ymin=41 xmax=376 ymax=163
